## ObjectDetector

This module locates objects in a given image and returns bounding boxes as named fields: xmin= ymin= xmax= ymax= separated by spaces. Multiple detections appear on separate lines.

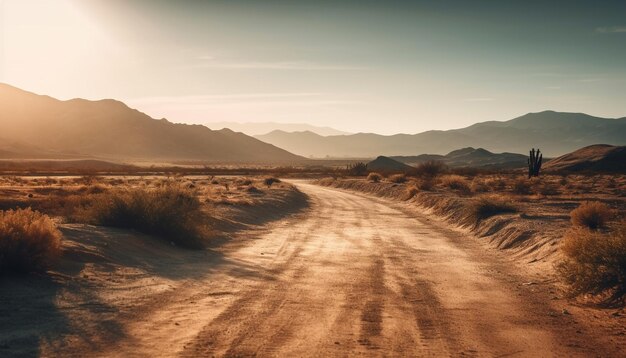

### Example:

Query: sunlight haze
xmin=1 ymin=0 xmax=625 ymax=134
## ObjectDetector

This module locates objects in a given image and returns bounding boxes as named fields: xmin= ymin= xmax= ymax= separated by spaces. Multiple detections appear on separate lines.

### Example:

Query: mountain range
xmin=204 ymin=122 xmax=350 ymax=136
xmin=0 ymin=84 xmax=303 ymax=164
xmin=254 ymin=111 xmax=626 ymax=158
xmin=391 ymin=147 xmax=528 ymax=169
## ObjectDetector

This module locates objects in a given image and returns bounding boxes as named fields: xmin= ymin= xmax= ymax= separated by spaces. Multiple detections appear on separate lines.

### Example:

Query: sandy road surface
xmin=39 ymin=182 xmax=621 ymax=357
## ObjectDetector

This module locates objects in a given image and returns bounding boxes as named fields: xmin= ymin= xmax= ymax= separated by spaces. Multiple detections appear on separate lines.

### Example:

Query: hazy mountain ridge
xmin=205 ymin=122 xmax=350 ymax=136
xmin=391 ymin=147 xmax=528 ymax=169
xmin=0 ymin=84 xmax=304 ymax=163
xmin=255 ymin=111 xmax=626 ymax=158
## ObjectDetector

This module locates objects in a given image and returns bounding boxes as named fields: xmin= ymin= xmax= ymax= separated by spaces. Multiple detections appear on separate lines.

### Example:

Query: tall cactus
xmin=528 ymin=148 xmax=542 ymax=178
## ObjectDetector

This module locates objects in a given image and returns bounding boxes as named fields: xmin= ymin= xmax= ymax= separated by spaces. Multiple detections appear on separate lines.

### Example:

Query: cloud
xmin=595 ymin=26 xmax=626 ymax=33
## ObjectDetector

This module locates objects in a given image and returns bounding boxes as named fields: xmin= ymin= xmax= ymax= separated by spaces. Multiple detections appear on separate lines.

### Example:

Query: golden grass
xmin=388 ymin=174 xmax=407 ymax=183
xmin=570 ymin=201 xmax=613 ymax=230
xmin=439 ymin=174 xmax=470 ymax=193
xmin=465 ymin=194 xmax=517 ymax=225
xmin=558 ymin=221 xmax=626 ymax=304
xmin=0 ymin=208 xmax=62 ymax=273
xmin=367 ymin=172 xmax=382 ymax=183
xmin=74 ymin=183 xmax=207 ymax=249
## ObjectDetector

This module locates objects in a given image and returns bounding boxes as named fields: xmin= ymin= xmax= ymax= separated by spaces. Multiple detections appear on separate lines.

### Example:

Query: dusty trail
xmin=88 ymin=182 xmax=610 ymax=357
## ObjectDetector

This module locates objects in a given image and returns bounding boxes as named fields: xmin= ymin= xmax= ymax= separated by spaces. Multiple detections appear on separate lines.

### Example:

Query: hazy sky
xmin=1 ymin=0 xmax=625 ymax=134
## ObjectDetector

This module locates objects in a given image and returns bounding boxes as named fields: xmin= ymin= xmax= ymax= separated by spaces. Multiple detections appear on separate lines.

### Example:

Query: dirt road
xmin=16 ymin=182 xmax=621 ymax=357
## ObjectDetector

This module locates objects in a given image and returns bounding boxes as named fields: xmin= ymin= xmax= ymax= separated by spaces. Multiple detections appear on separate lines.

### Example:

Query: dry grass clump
xmin=389 ymin=174 xmax=407 ymax=183
xmin=570 ymin=201 xmax=613 ymax=230
xmin=470 ymin=178 xmax=489 ymax=193
xmin=511 ymin=177 xmax=534 ymax=195
xmin=416 ymin=178 xmax=435 ymax=191
xmin=439 ymin=175 xmax=470 ymax=193
xmin=367 ymin=172 xmax=382 ymax=183
xmin=264 ymin=177 xmax=281 ymax=188
xmin=412 ymin=160 xmax=447 ymax=178
xmin=76 ymin=184 xmax=207 ymax=249
xmin=465 ymin=195 xmax=517 ymax=224
xmin=404 ymin=185 xmax=419 ymax=200
xmin=0 ymin=208 xmax=62 ymax=273
xmin=558 ymin=221 xmax=626 ymax=304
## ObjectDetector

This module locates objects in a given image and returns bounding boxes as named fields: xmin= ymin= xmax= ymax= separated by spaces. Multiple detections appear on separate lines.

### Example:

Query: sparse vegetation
xmin=404 ymin=185 xmax=419 ymax=200
xmin=412 ymin=160 xmax=447 ymax=178
xmin=367 ymin=172 xmax=382 ymax=183
xmin=570 ymin=201 xmax=613 ymax=230
xmin=511 ymin=177 xmax=533 ymax=195
xmin=389 ymin=174 xmax=407 ymax=183
xmin=439 ymin=174 xmax=470 ymax=193
xmin=558 ymin=221 xmax=626 ymax=304
xmin=0 ymin=208 xmax=62 ymax=273
xmin=264 ymin=177 xmax=281 ymax=188
xmin=346 ymin=162 xmax=368 ymax=176
xmin=466 ymin=195 xmax=517 ymax=224
xmin=75 ymin=184 xmax=207 ymax=249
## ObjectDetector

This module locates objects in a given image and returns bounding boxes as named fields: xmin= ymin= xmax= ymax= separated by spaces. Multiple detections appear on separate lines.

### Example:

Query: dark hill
xmin=543 ymin=145 xmax=626 ymax=173
xmin=0 ymin=83 xmax=304 ymax=164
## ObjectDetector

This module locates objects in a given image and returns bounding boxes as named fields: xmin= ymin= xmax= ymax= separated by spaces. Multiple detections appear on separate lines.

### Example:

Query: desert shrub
xmin=511 ymin=177 xmax=533 ymax=195
xmin=558 ymin=222 xmax=626 ymax=304
xmin=439 ymin=175 xmax=470 ymax=193
xmin=466 ymin=195 xmax=517 ymax=224
xmin=346 ymin=162 xmax=368 ymax=176
xmin=241 ymin=178 xmax=253 ymax=186
xmin=76 ymin=184 xmax=206 ymax=249
xmin=246 ymin=185 xmax=262 ymax=194
xmin=404 ymin=185 xmax=419 ymax=200
xmin=0 ymin=208 xmax=62 ymax=273
xmin=417 ymin=178 xmax=435 ymax=191
xmin=570 ymin=201 xmax=613 ymax=230
xmin=539 ymin=182 xmax=560 ymax=196
xmin=412 ymin=160 xmax=447 ymax=178
xmin=470 ymin=178 xmax=489 ymax=193
xmin=485 ymin=176 xmax=507 ymax=191
xmin=264 ymin=177 xmax=281 ymax=187
xmin=367 ymin=172 xmax=382 ymax=183
xmin=389 ymin=174 xmax=407 ymax=183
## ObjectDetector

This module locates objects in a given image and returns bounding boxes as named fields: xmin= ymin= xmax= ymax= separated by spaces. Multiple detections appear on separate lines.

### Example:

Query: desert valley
xmin=1 ymin=1 xmax=626 ymax=357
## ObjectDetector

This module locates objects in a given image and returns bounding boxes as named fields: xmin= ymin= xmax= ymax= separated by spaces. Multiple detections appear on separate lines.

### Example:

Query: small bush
xmin=346 ymin=162 xmax=368 ymax=176
xmin=417 ymin=178 xmax=435 ymax=191
xmin=367 ymin=172 xmax=382 ymax=183
xmin=412 ymin=160 xmax=447 ymax=178
xmin=439 ymin=175 xmax=470 ymax=193
xmin=558 ymin=222 xmax=626 ymax=304
xmin=77 ymin=184 xmax=206 ymax=249
xmin=570 ymin=201 xmax=613 ymax=230
xmin=0 ymin=208 xmax=62 ymax=273
xmin=264 ymin=177 xmax=281 ymax=188
xmin=511 ymin=177 xmax=533 ymax=195
xmin=246 ymin=185 xmax=262 ymax=194
xmin=470 ymin=178 xmax=489 ymax=193
xmin=404 ymin=185 xmax=419 ymax=200
xmin=466 ymin=195 xmax=517 ymax=224
xmin=389 ymin=174 xmax=407 ymax=183
xmin=539 ymin=182 xmax=560 ymax=196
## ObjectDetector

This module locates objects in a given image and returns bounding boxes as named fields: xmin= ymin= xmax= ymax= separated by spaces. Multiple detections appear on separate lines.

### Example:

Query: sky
xmin=1 ymin=0 xmax=625 ymax=134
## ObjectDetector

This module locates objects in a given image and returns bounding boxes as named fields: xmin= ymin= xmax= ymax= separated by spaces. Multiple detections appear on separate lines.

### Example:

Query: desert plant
xmin=404 ymin=185 xmax=419 ymax=200
xmin=264 ymin=177 xmax=281 ymax=188
xmin=558 ymin=221 xmax=626 ymax=304
xmin=346 ymin=162 xmax=368 ymax=176
xmin=511 ymin=177 xmax=533 ymax=195
xmin=439 ymin=175 xmax=470 ymax=193
xmin=466 ymin=195 xmax=517 ymax=224
xmin=417 ymin=178 xmax=435 ymax=191
xmin=367 ymin=172 xmax=382 ymax=183
xmin=76 ymin=184 xmax=206 ymax=249
xmin=528 ymin=148 xmax=542 ymax=178
xmin=570 ymin=201 xmax=613 ymax=230
xmin=0 ymin=208 xmax=62 ymax=273
xmin=470 ymin=178 xmax=489 ymax=193
xmin=412 ymin=160 xmax=447 ymax=178
xmin=389 ymin=174 xmax=407 ymax=183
